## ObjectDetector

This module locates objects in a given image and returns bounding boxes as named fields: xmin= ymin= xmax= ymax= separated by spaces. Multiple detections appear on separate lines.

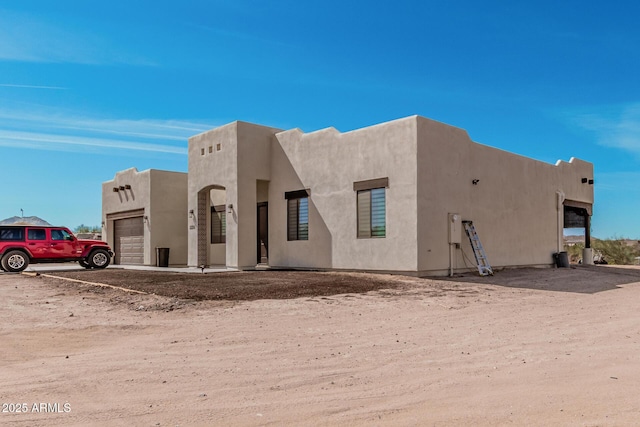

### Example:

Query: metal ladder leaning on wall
xmin=462 ymin=221 xmax=493 ymax=276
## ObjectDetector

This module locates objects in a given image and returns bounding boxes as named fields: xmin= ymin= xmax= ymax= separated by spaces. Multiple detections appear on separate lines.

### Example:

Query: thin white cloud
xmin=0 ymin=108 xmax=218 ymax=157
xmin=0 ymin=129 xmax=187 ymax=154
xmin=188 ymin=22 xmax=294 ymax=49
xmin=0 ymin=9 xmax=155 ymax=66
xmin=594 ymin=171 xmax=640 ymax=193
xmin=569 ymin=103 xmax=640 ymax=155
xmin=0 ymin=83 xmax=67 ymax=90
xmin=0 ymin=111 xmax=214 ymax=142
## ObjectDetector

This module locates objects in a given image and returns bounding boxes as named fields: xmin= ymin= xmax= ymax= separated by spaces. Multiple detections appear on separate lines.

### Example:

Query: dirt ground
xmin=38 ymin=270 xmax=404 ymax=302
xmin=2 ymin=265 xmax=640 ymax=426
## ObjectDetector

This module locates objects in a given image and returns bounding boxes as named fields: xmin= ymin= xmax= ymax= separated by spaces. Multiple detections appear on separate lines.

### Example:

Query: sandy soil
xmin=2 ymin=265 xmax=640 ymax=426
xmin=37 ymin=270 xmax=404 ymax=301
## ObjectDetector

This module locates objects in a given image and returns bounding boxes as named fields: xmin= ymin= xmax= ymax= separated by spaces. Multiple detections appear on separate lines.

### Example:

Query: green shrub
xmin=592 ymin=238 xmax=640 ymax=265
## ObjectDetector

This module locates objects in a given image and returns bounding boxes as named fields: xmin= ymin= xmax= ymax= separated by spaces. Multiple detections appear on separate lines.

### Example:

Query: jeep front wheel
xmin=79 ymin=259 xmax=91 ymax=269
xmin=1 ymin=250 xmax=30 ymax=273
xmin=89 ymin=249 xmax=110 ymax=269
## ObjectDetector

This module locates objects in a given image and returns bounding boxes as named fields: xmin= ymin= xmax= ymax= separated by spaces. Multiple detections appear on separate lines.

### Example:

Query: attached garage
xmin=108 ymin=210 xmax=145 ymax=265
xmin=103 ymin=169 xmax=188 ymax=267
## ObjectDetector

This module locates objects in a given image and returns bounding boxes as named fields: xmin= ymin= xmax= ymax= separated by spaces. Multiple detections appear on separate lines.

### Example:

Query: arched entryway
xmin=197 ymin=185 xmax=226 ymax=267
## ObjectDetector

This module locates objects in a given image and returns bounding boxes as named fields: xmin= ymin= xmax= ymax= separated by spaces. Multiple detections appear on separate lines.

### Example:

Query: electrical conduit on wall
xmin=556 ymin=191 xmax=565 ymax=254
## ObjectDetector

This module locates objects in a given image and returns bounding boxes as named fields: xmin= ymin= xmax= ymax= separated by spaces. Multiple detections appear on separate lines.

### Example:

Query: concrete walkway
xmin=22 ymin=263 xmax=237 ymax=274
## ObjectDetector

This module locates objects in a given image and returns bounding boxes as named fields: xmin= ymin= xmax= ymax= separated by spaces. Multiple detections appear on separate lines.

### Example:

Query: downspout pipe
xmin=556 ymin=191 xmax=565 ymax=254
xmin=449 ymin=243 xmax=454 ymax=277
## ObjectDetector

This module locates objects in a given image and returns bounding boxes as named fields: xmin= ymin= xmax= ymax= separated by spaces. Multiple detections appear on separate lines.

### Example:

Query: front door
xmin=48 ymin=228 xmax=79 ymax=258
xmin=257 ymin=202 xmax=268 ymax=264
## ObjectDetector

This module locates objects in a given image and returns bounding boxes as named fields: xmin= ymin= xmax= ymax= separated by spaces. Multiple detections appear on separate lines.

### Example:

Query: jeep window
xmin=51 ymin=229 xmax=73 ymax=241
xmin=27 ymin=229 xmax=46 ymax=240
xmin=0 ymin=227 xmax=24 ymax=241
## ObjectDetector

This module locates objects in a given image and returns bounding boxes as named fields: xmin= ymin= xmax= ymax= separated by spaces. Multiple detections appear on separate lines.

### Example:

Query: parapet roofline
xmin=185 ymin=115 xmax=593 ymax=168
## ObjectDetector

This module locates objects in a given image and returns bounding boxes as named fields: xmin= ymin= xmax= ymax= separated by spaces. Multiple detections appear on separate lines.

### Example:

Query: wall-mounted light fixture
xmin=189 ymin=209 xmax=195 ymax=218
xmin=124 ymin=184 xmax=131 ymax=189
xmin=101 ymin=221 xmax=105 ymax=227
xmin=588 ymin=179 xmax=594 ymax=185
xmin=119 ymin=186 xmax=125 ymax=191
xmin=143 ymin=215 xmax=149 ymax=223
xmin=581 ymin=178 xmax=588 ymax=183
xmin=472 ymin=179 xmax=480 ymax=185
xmin=112 ymin=187 xmax=119 ymax=192
xmin=227 ymin=204 xmax=234 ymax=213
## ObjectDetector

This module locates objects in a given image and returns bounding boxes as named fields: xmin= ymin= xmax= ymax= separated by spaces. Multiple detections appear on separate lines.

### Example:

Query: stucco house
xmin=103 ymin=115 xmax=594 ymax=275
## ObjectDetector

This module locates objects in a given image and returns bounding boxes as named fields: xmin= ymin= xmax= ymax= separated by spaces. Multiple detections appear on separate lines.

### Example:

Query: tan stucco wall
xmin=102 ymin=168 xmax=187 ymax=266
xmin=269 ymin=117 xmax=419 ymax=272
xmin=188 ymin=123 xmax=239 ymax=267
xmin=187 ymin=122 xmax=280 ymax=268
xmin=415 ymin=116 xmax=594 ymax=274
xmin=149 ymin=170 xmax=188 ymax=265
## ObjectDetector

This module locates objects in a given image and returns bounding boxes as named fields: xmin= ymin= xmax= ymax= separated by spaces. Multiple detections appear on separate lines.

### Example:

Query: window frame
xmin=285 ymin=189 xmax=310 ymax=241
xmin=210 ymin=205 xmax=226 ymax=244
xmin=51 ymin=228 xmax=73 ymax=241
xmin=0 ymin=227 xmax=25 ymax=241
xmin=354 ymin=177 xmax=389 ymax=239
xmin=27 ymin=228 xmax=46 ymax=241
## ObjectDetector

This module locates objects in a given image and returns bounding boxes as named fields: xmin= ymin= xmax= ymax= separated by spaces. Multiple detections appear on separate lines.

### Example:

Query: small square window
xmin=208 ymin=146 xmax=213 ymax=153
xmin=216 ymin=143 xmax=221 ymax=151
xmin=200 ymin=148 xmax=205 ymax=155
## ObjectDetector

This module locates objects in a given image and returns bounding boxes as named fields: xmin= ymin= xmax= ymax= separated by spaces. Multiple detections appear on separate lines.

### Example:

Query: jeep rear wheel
xmin=89 ymin=249 xmax=110 ymax=269
xmin=1 ymin=250 xmax=30 ymax=273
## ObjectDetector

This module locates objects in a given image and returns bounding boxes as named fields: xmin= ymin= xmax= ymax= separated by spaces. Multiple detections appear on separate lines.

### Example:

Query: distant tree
xmin=74 ymin=224 xmax=101 ymax=233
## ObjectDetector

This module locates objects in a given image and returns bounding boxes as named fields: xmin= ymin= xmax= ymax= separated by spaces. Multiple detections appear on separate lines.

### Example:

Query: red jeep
xmin=0 ymin=225 xmax=113 ymax=273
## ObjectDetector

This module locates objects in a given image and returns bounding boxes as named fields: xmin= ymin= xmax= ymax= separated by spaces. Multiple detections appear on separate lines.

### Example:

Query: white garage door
xmin=114 ymin=217 xmax=144 ymax=265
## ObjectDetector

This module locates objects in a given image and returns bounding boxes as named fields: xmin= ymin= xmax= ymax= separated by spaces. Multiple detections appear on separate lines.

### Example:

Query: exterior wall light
xmin=189 ymin=209 xmax=195 ymax=218
xmin=472 ymin=179 xmax=479 ymax=185
xmin=227 ymin=204 xmax=234 ymax=213
xmin=143 ymin=215 xmax=149 ymax=223
xmin=119 ymin=186 xmax=125 ymax=191
xmin=112 ymin=187 xmax=119 ymax=192
xmin=125 ymin=184 xmax=131 ymax=189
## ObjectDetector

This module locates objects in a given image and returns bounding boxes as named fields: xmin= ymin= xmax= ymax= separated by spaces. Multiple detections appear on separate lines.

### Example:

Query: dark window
xmin=357 ymin=188 xmax=386 ymax=238
xmin=51 ymin=229 xmax=72 ymax=241
xmin=564 ymin=206 xmax=588 ymax=228
xmin=287 ymin=197 xmax=309 ymax=241
xmin=0 ymin=227 xmax=24 ymax=241
xmin=28 ymin=229 xmax=46 ymax=240
xmin=211 ymin=205 xmax=226 ymax=244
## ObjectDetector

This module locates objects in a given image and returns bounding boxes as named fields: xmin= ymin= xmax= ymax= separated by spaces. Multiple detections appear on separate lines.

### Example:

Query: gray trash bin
xmin=156 ymin=247 xmax=170 ymax=267
xmin=553 ymin=251 xmax=569 ymax=268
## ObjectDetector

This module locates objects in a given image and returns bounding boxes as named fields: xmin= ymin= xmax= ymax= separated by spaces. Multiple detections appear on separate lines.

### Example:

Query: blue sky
xmin=0 ymin=1 xmax=638 ymax=238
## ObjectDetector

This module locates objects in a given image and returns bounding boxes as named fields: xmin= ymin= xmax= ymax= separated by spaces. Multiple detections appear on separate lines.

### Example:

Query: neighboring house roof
xmin=0 ymin=216 xmax=52 ymax=226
